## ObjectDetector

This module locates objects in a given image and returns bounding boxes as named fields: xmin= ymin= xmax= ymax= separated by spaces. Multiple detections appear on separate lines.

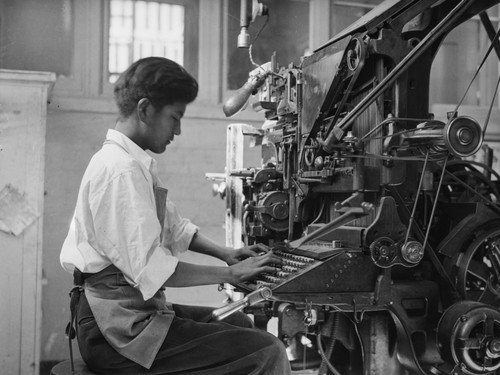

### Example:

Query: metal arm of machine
xmin=223 ymin=71 xmax=269 ymax=117
xmin=211 ymin=287 xmax=273 ymax=321
xmin=288 ymin=202 xmax=374 ymax=249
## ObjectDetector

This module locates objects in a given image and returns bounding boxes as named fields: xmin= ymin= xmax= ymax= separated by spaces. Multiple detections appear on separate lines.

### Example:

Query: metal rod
xmin=322 ymin=0 xmax=474 ymax=150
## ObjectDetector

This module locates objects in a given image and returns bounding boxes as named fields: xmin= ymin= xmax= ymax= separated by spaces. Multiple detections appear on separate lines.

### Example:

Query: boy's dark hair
xmin=114 ymin=57 xmax=198 ymax=118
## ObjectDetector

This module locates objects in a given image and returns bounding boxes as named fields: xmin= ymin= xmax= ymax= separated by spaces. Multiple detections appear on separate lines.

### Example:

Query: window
xmin=106 ymin=0 xmax=198 ymax=84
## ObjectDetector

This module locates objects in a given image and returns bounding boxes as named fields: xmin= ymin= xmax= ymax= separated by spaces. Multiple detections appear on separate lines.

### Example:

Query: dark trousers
xmin=76 ymin=292 xmax=291 ymax=375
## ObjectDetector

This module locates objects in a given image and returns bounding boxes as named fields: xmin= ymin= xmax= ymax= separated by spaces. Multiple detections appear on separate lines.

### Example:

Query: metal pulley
xmin=249 ymin=191 xmax=289 ymax=232
xmin=444 ymin=116 xmax=483 ymax=157
xmin=369 ymin=237 xmax=396 ymax=268
xmin=399 ymin=239 xmax=424 ymax=264
xmin=399 ymin=116 xmax=483 ymax=158
xmin=369 ymin=236 xmax=424 ymax=268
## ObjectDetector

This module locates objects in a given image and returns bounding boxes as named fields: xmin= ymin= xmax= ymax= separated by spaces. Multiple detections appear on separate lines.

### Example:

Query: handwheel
xmin=445 ymin=226 xmax=500 ymax=306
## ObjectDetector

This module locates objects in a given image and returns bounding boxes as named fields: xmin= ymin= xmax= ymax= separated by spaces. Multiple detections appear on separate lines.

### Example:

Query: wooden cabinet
xmin=0 ymin=70 xmax=55 ymax=375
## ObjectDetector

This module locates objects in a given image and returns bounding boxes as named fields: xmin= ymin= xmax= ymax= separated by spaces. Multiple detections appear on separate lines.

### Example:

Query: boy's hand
xmin=224 ymin=243 xmax=271 ymax=265
xmin=228 ymin=251 xmax=283 ymax=283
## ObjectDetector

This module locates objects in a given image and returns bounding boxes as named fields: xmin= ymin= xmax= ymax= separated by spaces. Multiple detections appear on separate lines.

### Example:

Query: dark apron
xmin=84 ymin=259 xmax=174 ymax=369
xmin=69 ymin=140 xmax=173 ymax=369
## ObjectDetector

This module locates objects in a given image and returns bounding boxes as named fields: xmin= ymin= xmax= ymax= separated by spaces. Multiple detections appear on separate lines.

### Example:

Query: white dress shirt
xmin=60 ymin=129 xmax=198 ymax=300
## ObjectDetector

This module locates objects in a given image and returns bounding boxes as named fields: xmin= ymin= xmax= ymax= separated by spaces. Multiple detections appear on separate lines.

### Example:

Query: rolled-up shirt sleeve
xmin=87 ymin=168 xmax=177 ymax=300
xmin=161 ymin=198 xmax=199 ymax=256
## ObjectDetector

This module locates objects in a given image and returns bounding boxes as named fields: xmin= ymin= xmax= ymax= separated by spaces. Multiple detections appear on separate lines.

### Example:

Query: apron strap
xmin=65 ymin=269 xmax=93 ymax=373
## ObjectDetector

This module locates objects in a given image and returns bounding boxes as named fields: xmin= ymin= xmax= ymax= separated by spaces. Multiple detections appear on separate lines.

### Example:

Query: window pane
xmin=226 ymin=0 xmax=310 ymax=90
xmin=108 ymin=0 xmax=185 ymax=83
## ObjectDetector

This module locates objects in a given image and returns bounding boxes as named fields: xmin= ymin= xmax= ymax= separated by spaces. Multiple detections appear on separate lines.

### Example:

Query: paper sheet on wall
xmin=0 ymin=184 xmax=39 ymax=236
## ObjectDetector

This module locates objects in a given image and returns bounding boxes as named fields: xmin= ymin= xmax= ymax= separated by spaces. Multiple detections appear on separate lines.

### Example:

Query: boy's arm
xmin=188 ymin=232 xmax=270 ymax=265
xmin=163 ymin=251 xmax=282 ymax=287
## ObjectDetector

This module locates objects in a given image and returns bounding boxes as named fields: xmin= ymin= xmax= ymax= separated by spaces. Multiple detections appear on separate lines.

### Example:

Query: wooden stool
xmin=50 ymin=358 xmax=97 ymax=375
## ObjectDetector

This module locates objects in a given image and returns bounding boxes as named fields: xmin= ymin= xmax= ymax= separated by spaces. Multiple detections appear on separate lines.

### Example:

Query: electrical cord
xmin=248 ymin=14 xmax=270 ymax=70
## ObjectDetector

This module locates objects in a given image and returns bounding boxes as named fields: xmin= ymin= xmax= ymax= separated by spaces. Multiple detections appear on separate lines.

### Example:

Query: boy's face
xmin=144 ymin=101 xmax=187 ymax=154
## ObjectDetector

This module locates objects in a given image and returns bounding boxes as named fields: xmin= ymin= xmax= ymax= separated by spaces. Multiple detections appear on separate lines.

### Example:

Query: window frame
xmin=50 ymin=0 xmax=208 ymax=115
xmin=101 ymin=0 xmax=199 ymax=96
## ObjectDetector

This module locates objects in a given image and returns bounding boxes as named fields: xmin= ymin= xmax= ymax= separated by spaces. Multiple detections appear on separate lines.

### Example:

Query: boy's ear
xmin=137 ymin=98 xmax=152 ymax=124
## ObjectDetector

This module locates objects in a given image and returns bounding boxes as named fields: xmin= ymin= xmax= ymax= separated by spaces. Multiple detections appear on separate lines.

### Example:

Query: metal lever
xmin=211 ymin=287 xmax=272 ymax=321
xmin=222 ymin=72 xmax=269 ymax=117
xmin=288 ymin=202 xmax=374 ymax=249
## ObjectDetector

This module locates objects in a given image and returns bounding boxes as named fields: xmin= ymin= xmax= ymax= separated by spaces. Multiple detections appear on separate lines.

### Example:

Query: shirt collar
xmin=106 ymin=129 xmax=155 ymax=172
